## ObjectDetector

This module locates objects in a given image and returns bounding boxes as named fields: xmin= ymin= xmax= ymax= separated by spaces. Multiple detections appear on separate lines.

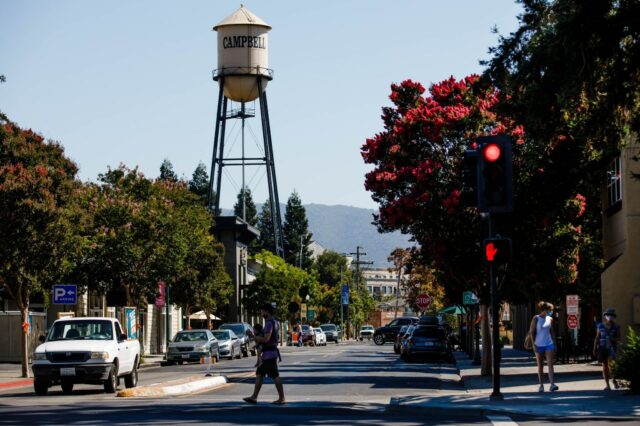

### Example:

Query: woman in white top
xmin=529 ymin=301 xmax=558 ymax=392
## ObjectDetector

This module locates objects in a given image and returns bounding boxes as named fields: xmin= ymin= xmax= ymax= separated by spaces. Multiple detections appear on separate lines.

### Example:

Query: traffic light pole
xmin=488 ymin=214 xmax=503 ymax=401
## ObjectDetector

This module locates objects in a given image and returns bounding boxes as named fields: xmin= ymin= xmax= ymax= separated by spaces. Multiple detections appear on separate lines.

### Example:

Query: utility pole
xmin=349 ymin=246 xmax=374 ymax=339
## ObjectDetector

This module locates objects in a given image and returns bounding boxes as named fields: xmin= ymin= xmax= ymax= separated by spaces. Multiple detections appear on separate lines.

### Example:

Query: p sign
xmin=53 ymin=284 xmax=77 ymax=305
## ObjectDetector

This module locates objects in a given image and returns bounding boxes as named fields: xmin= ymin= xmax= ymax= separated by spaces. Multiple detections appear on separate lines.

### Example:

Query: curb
xmin=117 ymin=375 xmax=227 ymax=398
xmin=0 ymin=378 xmax=33 ymax=390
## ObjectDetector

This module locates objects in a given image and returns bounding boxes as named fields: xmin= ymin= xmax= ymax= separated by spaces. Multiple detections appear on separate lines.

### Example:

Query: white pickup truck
xmin=32 ymin=317 xmax=140 ymax=395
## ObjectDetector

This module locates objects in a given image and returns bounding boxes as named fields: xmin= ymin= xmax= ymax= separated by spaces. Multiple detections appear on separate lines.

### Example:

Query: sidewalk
xmin=0 ymin=354 xmax=164 ymax=390
xmin=391 ymin=346 xmax=640 ymax=419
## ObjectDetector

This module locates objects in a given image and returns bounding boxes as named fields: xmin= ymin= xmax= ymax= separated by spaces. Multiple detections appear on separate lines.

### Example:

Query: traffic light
xmin=477 ymin=136 xmax=513 ymax=213
xmin=483 ymin=237 xmax=512 ymax=265
xmin=460 ymin=149 xmax=478 ymax=207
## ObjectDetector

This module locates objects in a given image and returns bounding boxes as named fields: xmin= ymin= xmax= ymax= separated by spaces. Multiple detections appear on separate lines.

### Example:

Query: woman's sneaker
xmin=538 ymin=385 xmax=544 ymax=393
xmin=549 ymin=384 xmax=559 ymax=392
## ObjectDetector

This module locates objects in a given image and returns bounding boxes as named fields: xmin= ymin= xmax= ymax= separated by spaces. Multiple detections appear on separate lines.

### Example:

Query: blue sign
xmin=341 ymin=285 xmax=349 ymax=305
xmin=53 ymin=284 xmax=77 ymax=305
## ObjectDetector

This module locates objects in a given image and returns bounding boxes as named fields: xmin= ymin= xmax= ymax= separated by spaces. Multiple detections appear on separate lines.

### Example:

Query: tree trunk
xmin=20 ymin=307 xmax=31 ymax=378
xmin=481 ymin=304 xmax=492 ymax=376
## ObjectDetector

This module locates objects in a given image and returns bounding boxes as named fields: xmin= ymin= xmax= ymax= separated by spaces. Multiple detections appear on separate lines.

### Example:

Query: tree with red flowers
xmin=0 ymin=113 xmax=79 ymax=377
xmin=362 ymin=76 xmax=524 ymax=303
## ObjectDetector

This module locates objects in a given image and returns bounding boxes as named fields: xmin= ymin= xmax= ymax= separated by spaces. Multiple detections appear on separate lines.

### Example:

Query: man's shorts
xmin=256 ymin=358 xmax=279 ymax=379
xmin=534 ymin=344 xmax=555 ymax=354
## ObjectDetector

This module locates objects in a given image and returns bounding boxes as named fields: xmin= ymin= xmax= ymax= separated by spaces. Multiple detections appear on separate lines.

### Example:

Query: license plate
xmin=182 ymin=354 xmax=190 ymax=359
xmin=424 ymin=341 xmax=434 ymax=346
xmin=60 ymin=367 xmax=76 ymax=376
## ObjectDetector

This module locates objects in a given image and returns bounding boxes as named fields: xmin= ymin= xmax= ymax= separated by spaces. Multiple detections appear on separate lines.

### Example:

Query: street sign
xmin=341 ymin=285 xmax=349 ymax=305
xmin=463 ymin=291 xmax=479 ymax=305
xmin=416 ymin=294 xmax=432 ymax=310
xmin=567 ymin=314 xmax=579 ymax=330
xmin=53 ymin=284 xmax=77 ymax=305
xmin=566 ymin=294 xmax=579 ymax=315
xmin=307 ymin=309 xmax=315 ymax=322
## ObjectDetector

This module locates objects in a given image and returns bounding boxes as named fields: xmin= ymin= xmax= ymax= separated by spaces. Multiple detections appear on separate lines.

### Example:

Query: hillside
xmin=304 ymin=204 xmax=413 ymax=266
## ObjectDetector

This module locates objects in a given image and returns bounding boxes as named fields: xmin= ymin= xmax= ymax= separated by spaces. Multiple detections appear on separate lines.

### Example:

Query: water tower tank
xmin=213 ymin=5 xmax=272 ymax=102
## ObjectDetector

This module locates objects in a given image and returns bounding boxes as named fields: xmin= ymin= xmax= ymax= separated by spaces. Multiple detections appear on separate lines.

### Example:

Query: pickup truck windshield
xmin=320 ymin=325 xmax=336 ymax=331
xmin=47 ymin=320 xmax=114 ymax=341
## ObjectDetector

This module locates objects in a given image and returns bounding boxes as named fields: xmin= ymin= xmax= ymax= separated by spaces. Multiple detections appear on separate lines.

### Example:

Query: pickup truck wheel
xmin=61 ymin=381 xmax=74 ymax=394
xmin=373 ymin=334 xmax=385 ymax=345
xmin=104 ymin=363 xmax=118 ymax=393
xmin=125 ymin=358 xmax=138 ymax=388
xmin=34 ymin=379 xmax=49 ymax=396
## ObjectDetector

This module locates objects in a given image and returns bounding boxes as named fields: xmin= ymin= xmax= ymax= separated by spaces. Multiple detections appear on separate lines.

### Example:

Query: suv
xmin=319 ymin=324 xmax=341 ymax=343
xmin=373 ymin=316 xmax=419 ymax=345
xmin=219 ymin=323 xmax=256 ymax=357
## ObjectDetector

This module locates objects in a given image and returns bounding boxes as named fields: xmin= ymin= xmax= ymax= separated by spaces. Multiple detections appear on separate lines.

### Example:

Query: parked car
xmin=300 ymin=324 xmax=316 ymax=346
xmin=373 ymin=316 xmax=419 ymax=345
xmin=212 ymin=329 xmax=242 ymax=360
xmin=418 ymin=315 xmax=440 ymax=326
xmin=359 ymin=325 xmax=374 ymax=341
xmin=219 ymin=323 xmax=256 ymax=357
xmin=401 ymin=325 xmax=451 ymax=361
xmin=313 ymin=328 xmax=327 ymax=346
xmin=32 ymin=317 xmax=140 ymax=395
xmin=320 ymin=324 xmax=341 ymax=343
xmin=166 ymin=330 xmax=219 ymax=365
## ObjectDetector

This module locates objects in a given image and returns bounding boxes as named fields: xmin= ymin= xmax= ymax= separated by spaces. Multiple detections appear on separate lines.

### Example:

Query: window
xmin=607 ymin=157 xmax=622 ymax=207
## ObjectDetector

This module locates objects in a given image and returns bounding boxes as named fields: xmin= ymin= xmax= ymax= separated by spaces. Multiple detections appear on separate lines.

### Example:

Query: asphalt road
xmin=0 ymin=342 xmax=636 ymax=425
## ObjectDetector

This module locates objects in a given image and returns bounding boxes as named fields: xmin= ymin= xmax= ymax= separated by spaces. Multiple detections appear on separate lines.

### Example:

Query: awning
xmin=187 ymin=311 xmax=221 ymax=321
xmin=438 ymin=305 xmax=466 ymax=315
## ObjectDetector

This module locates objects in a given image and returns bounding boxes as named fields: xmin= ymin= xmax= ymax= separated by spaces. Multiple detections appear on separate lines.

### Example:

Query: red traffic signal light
xmin=477 ymin=136 xmax=513 ymax=213
xmin=483 ymin=143 xmax=502 ymax=162
xmin=483 ymin=238 xmax=512 ymax=265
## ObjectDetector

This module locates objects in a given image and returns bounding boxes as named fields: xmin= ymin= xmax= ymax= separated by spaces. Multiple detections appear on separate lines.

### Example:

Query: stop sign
xmin=416 ymin=294 xmax=432 ymax=310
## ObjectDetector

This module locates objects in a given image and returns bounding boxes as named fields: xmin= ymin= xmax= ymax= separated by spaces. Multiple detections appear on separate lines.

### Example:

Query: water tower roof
xmin=213 ymin=5 xmax=271 ymax=31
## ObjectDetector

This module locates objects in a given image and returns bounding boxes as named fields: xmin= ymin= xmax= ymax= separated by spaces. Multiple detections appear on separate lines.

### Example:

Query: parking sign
xmin=53 ymin=284 xmax=77 ymax=305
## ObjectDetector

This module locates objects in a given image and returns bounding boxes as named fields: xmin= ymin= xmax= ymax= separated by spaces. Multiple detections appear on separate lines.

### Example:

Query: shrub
xmin=613 ymin=327 xmax=640 ymax=393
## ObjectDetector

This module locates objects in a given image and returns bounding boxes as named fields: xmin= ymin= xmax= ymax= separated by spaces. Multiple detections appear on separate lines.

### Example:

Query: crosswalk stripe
xmin=486 ymin=415 xmax=518 ymax=426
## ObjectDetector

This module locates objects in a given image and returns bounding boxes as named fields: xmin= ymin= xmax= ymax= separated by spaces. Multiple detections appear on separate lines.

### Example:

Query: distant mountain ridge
xmin=223 ymin=203 xmax=413 ymax=266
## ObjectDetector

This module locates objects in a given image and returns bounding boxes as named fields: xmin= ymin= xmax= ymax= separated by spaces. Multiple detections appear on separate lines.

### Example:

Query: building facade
xmin=601 ymin=138 xmax=640 ymax=343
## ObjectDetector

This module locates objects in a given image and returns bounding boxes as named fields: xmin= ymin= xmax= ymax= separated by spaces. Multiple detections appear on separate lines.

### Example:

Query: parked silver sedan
xmin=166 ymin=329 xmax=219 ymax=364
xmin=212 ymin=329 xmax=242 ymax=360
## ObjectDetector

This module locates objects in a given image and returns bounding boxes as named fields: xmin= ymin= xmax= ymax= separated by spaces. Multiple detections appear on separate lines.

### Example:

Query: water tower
xmin=208 ymin=5 xmax=284 ymax=257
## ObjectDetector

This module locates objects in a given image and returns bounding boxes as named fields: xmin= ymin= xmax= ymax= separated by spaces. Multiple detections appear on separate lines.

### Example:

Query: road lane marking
xmin=486 ymin=415 xmax=518 ymax=426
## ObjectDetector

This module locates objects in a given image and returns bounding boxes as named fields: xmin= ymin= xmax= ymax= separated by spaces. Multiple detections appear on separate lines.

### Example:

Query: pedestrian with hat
xmin=593 ymin=308 xmax=620 ymax=390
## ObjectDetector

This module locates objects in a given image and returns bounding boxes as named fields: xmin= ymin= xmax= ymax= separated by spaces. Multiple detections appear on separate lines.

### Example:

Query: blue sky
xmin=0 ymin=1 xmax=522 ymax=209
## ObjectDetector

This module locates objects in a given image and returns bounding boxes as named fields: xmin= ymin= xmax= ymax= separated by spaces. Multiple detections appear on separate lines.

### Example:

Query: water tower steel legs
xmin=208 ymin=76 xmax=285 ymax=258
xmin=257 ymin=77 xmax=285 ymax=258
xmin=207 ymin=78 xmax=225 ymax=212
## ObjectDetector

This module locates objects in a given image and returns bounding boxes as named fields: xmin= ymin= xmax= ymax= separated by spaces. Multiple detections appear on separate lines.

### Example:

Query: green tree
xmin=283 ymin=191 xmax=313 ymax=270
xmin=233 ymin=186 xmax=258 ymax=226
xmin=159 ymin=158 xmax=178 ymax=182
xmin=256 ymin=200 xmax=276 ymax=254
xmin=188 ymin=162 xmax=209 ymax=205
xmin=313 ymin=250 xmax=348 ymax=288
xmin=160 ymin=184 xmax=232 ymax=326
xmin=244 ymin=251 xmax=320 ymax=324
xmin=0 ymin=113 xmax=79 ymax=377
